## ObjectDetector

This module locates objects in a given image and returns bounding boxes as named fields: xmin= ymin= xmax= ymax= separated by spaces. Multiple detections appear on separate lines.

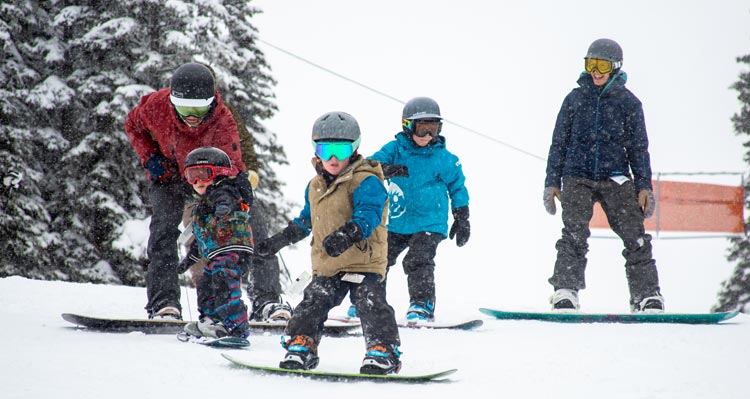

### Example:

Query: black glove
xmin=322 ymin=222 xmax=362 ymax=257
xmin=255 ymin=221 xmax=309 ymax=257
xmin=380 ymin=163 xmax=409 ymax=179
xmin=144 ymin=153 xmax=176 ymax=182
xmin=177 ymin=241 xmax=200 ymax=274
xmin=205 ymin=182 xmax=239 ymax=217
xmin=449 ymin=206 xmax=470 ymax=247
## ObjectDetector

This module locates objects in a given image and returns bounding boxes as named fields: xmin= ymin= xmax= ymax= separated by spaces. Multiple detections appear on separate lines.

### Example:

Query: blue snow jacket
xmin=544 ymin=71 xmax=653 ymax=192
xmin=370 ymin=132 xmax=469 ymax=236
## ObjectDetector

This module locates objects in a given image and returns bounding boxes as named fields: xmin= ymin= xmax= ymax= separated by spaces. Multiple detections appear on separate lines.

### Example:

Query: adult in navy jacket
xmin=543 ymin=39 xmax=664 ymax=313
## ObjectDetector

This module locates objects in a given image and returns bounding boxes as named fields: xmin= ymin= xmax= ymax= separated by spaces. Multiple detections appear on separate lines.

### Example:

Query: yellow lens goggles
xmin=584 ymin=58 xmax=618 ymax=74
xmin=174 ymin=105 xmax=211 ymax=118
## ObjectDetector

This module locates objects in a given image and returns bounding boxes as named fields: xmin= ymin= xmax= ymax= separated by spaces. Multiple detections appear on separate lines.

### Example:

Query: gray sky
xmin=252 ymin=0 xmax=749 ymax=190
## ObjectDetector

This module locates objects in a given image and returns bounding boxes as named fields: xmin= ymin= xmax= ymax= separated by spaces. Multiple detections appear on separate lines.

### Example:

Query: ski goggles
xmin=313 ymin=138 xmax=361 ymax=161
xmin=412 ymin=119 xmax=442 ymax=138
xmin=174 ymin=104 xmax=211 ymax=118
xmin=184 ymin=164 xmax=233 ymax=184
xmin=584 ymin=58 xmax=621 ymax=74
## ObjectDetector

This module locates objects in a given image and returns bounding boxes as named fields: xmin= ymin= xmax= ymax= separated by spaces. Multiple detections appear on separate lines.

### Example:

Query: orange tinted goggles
xmin=184 ymin=165 xmax=233 ymax=184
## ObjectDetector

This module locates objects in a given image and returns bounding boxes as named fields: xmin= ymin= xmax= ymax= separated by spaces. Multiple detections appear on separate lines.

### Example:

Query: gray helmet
xmin=585 ymin=38 xmax=623 ymax=63
xmin=402 ymin=97 xmax=442 ymax=120
xmin=311 ymin=111 xmax=361 ymax=142
xmin=402 ymin=97 xmax=443 ymax=135
xmin=170 ymin=62 xmax=216 ymax=107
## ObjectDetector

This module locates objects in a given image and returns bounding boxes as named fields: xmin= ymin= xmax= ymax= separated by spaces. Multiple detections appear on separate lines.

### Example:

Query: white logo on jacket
xmin=388 ymin=182 xmax=406 ymax=219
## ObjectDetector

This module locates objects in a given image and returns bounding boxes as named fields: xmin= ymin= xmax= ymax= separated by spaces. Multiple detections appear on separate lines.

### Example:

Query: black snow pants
xmin=286 ymin=272 xmax=400 ymax=348
xmin=386 ymin=231 xmax=444 ymax=308
xmin=146 ymin=178 xmax=192 ymax=315
xmin=548 ymin=176 xmax=661 ymax=305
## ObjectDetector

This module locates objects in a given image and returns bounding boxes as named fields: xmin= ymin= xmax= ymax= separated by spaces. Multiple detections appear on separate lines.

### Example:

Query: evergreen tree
xmin=0 ymin=1 xmax=64 ymax=279
xmin=714 ymin=53 xmax=750 ymax=312
xmin=1 ymin=0 xmax=289 ymax=285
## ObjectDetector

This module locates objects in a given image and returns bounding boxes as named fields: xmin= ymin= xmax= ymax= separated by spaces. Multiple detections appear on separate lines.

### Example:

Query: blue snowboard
xmin=479 ymin=308 xmax=740 ymax=324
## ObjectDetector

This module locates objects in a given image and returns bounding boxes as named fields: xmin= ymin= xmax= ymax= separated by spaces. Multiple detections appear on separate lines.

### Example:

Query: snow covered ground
xmin=2 ymin=235 xmax=749 ymax=399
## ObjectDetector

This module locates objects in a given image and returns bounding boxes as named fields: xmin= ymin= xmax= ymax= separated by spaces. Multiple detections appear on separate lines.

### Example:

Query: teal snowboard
xmin=479 ymin=308 xmax=740 ymax=324
xmin=222 ymin=353 xmax=457 ymax=383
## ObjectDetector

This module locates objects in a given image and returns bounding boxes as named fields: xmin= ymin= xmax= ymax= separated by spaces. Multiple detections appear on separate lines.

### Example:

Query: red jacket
xmin=124 ymin=88 xmax=246 ymax=179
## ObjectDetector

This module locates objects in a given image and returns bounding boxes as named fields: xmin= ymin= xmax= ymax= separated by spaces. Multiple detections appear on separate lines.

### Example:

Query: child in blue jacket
xmin=369 ymin=97 xmax=470 ymax=323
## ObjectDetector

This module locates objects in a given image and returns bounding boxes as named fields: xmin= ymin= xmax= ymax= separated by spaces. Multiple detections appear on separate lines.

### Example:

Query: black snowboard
xmin=61 ymin=313 xmax=361 ymax=336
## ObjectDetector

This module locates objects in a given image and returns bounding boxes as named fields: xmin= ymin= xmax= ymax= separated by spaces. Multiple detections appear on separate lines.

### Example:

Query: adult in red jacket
xmin=125 ymin=62 xmax=250 ymax=319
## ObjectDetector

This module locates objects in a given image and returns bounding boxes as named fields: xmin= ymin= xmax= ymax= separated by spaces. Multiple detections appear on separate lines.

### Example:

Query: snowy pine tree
xmin=1 ymin=1 xmax=64 ymax=279
xmin=714 ymin=53 xmax=750 ymax=312
xmin=1 ymin=1 xmax=289 ymax=285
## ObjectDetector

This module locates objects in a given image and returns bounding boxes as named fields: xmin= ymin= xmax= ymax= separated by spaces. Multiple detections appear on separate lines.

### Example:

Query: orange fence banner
xmin=590 ymin=180 xmax=745 ymax=233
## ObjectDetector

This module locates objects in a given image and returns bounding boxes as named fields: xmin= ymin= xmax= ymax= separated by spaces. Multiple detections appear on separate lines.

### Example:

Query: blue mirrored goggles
xmin=313 ymin=138 xmax=361 ymax=161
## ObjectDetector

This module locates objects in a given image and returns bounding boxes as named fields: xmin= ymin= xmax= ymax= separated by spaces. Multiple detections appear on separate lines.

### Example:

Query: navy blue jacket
xmin=545 ymin=71 xmax=653 ymax=192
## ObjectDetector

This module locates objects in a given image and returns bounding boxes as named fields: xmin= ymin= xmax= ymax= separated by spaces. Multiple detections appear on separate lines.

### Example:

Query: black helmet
xmin=170 ymin=63 xmax=216 ymax=107
xmin=184 ymin=146 xmax=231 ymax=169
xmin=585 ymin=38 xmax=623 ymax=63
xmin=402 ymin=97 xmax=443 ymax=135
xmin=311 ymin=111 xmax=361 ymax=143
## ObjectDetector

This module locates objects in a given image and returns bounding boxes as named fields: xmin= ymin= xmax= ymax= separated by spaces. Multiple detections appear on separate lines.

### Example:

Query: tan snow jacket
xmin=307 ymin=158 xmax=388 ymax=279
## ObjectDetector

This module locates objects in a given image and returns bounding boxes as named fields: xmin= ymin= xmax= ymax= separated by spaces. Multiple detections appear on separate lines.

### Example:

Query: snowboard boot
xmin=184 ymin=317 xmax=249 ymax=339
xmin=196 ymin=317 xmax=230 ymax=338
xmin=550 ymin=289 xmax=579 ymax=312
xmin=253 ymin=301 xmax=293 ymax=322
xmin=360 ymin=344 xmax=402 ymax=375
xmin=631 ymin=294 xmax=665 ymax=314
xmin=280 ymin=335 xmax=319 ymax=370
xmin=182 ymin=321 xmax=203 ymax=338
xmin=405 ymin=301 xmax=434 ymax=324
xmin=151 ymin=306 xmax=181 ymax=320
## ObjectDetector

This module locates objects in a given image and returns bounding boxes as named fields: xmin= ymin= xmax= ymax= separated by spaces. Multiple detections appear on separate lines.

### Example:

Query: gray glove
xmin=543 ymin=186 xmax=562 ymax=215
xmin=638 ymin=189 xmax=656 ymax=218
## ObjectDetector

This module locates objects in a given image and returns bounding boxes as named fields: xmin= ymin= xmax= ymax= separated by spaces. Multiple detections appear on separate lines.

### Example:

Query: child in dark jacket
xmin=255 ymin=111 xmax=402 ymax=375
xmin=180 ymin=146 xmax=254 ymax=339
